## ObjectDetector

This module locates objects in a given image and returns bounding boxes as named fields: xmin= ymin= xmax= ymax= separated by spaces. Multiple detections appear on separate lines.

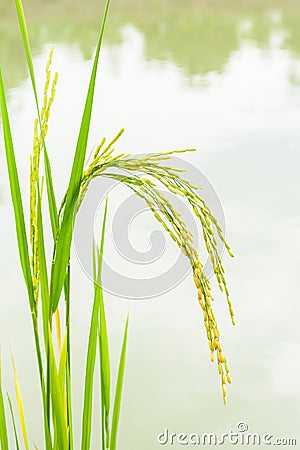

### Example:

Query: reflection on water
xmin=0 ymin=1 xmax=300 ymax=449
xmin=1 ymin=1 xmax=300 ymax=86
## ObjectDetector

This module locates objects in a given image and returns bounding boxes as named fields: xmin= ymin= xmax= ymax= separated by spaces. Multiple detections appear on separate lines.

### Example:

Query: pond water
xmin=0 ymin=1 xmax=300 ymax=448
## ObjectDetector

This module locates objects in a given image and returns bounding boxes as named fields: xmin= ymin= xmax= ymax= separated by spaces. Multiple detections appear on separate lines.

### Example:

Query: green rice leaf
xmin=110 ymin=317 xmax=129 ymax=450
xmin=48 ymin=325 xmax=68 ymax=450
xmin=30 ymin=319 xmax=52 ymax=450
xmin=80 ymin=279 xmax=100 ymax=450
xmin=14 ymin=0 xmax=38 ymax=108
xmin=44 ymin=150 xmax=59 ymax=239
xmin=99 ymin=296 xmax=111 ymax=449
xmin=50 ymin=0 xmax=111 ymax=313
xmin=37 ymin=186 xmax=51 ymax=349
xmin=63 ymin=265 xmax=73 ymax=450
xmin=66 ymin=359 xmax=73 ymax=450
xmin=81 ymin=199 xmax=108 ymax=450
xmin=7 ymin=394 xmax=20 ymax=450
xmin=58 ymin=333 xmax=68 ymax=390
xmin=98 ymin=199 xmax=111 ymax=448
xmin=0 ymin=360 xmax=9 ymax=450
xmin=0 ymin=70 xmax=34 ymax=311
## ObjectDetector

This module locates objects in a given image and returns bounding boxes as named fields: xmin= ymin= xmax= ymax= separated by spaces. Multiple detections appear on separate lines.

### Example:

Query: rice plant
xmin=0 ymin=0 xmax=235 ymax=448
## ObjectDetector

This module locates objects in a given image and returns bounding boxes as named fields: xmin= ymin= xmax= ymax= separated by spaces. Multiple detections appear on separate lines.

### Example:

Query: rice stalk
xmin=48 ymin=324 xmax=68 ymax=450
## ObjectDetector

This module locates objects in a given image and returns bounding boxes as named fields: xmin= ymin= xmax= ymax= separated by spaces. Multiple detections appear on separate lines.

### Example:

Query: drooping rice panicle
xmin=56 ymin=133 xmax=235 ymax=404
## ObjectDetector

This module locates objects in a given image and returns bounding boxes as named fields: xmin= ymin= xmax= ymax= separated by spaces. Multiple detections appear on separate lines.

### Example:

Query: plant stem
xmin=31 ymin=312 xmax=52 ymax=449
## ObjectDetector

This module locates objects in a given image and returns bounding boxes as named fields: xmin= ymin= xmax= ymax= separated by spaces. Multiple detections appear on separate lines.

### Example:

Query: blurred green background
xmin=1 ymin=0 xmax=300 ymax=86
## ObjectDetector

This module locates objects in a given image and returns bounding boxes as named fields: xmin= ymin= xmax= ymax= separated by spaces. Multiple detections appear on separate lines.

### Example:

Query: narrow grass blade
xmin=58 ymin=333 xmax=68 ymax=424
xmin=55 ymin=309 xmax=62 ymax=356
xmin=0 ymin=360 xmax=9 ymax=450
xmin=98 ymin=203 xmax=111 ymax=448
xmin=99 ymin=299 xmax=111 ymax=449
xmin=14 ymin=0 xmax=38 ymax=107
xmin=110 ymin=317 xmax=129 ymax=450
xmin=58 ymin=332 xmax=68 ymax=391
xmin=0 ymin=71 xmax=34 ymax=310
xmin=11 ymin=355 xmax=29 ymax=450
xmin=44 ymin=151 xmax=59 ymax=238
xmin=7 ymin=394 xmax=20 ymax=450
xmin=91 ymin=197 xmax=111 ymax=448
xmin=31 ymin=316 xmax=53 ymax=450
xmin=81 ymin=200 xmax=108 ymax=450
xmin=48 ymin=325 xmax=68 ymax=450
xmin=64 ymin=265 xmax=74 ymax=450
xmin=37 ymin=186 xmax=50 ymax=349
xmin=37 ymin=187 xmax=54 ymax=449
xmin=81 ymin=277 xmax=100 ymax=450
xmin=50 ymin=0 xmax=111 ymax=312
xmin=66 ymin=360 xmax=73 ymax=450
